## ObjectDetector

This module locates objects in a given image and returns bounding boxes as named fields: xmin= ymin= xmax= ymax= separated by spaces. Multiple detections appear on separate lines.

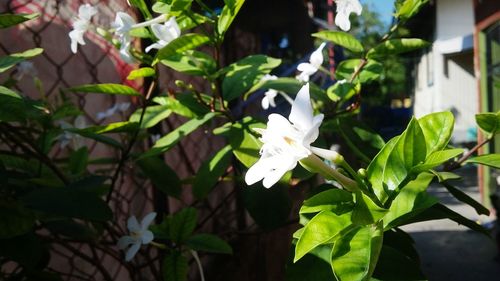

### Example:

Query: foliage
xmin=0 ymin=1 xmax=497 ymax=280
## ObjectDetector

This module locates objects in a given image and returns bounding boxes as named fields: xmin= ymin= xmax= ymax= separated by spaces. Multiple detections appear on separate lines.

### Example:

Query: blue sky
xmin=360 ymin=0 xmax=395 ymax=26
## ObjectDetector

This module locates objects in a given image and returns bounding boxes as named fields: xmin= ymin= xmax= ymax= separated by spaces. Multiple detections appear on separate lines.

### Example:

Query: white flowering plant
xmin=0 ymin=0 xmax=499 ymax=281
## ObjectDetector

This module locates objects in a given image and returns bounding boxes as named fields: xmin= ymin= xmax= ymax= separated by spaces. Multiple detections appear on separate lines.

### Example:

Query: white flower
xmin=117 ymin=212 xmax=156 ymax=262
xmin=296 ymin=42 xmax=327 ymax=82
xmin=335 ymin=0 xmax=362 ymax=31
xmin=260 ymin=74 xmax=279 ymax=110
xmin=14 ymin=61 xmax=37 ymax=80
xmin=245 ymin=83 xmax=324 ymax=188
xmin=112 ymin=12 xmax=137 ymax=63
xmin=69 ymin=4 xmax=98 ymax=54
xmin=96 ymin=102 xmax=131 ymax=120
xmin=59 ymin=115 xmax=87 ymax=150
xmin=145 ymin=17 xmax=181 ymax=53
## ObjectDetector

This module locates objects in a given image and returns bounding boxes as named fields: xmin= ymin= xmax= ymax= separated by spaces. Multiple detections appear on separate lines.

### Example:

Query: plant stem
xmin=446 ymin=136 xmax=492 ymax=171
xmin=300 ymin=154 xmax=358 ymax=192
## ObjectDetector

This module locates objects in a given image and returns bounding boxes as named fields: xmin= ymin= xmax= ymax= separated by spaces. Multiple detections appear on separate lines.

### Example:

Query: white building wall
xmin=412 ymin=0 xmax=478 ymax=143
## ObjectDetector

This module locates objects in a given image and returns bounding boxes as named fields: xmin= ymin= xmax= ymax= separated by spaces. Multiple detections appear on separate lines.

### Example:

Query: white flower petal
xmin=245 ymin=157 xmax=269 ymax=185
xmin=309 ymin=42 xmax=326 ymax=68
xmin=117 ymin=235 xmax=136 ymax=249
xmin=145 ymin=42 xmax=164 ymax=53
xmin=141 ymin=230 xmax=154 ymax=244
xmin=125 ymin=242 xmax=141 ymax=261
xmin=127 ymin=216 xmax=141 ymax=233
xmin=335 ymin=12 xmax=351 ymax=31
xmin=335 ymin=0 xmax=362 ymax=31
xmin=297 ymin=62 xmax=316 ymax=72
xmin=302 ymin=114 xmax=324 ymax=146
xmin=262 ymin=154 xmax=298 ymax=188
xmin=79 ymin=4 xmax=98 ymax=21
xmin=140 ymin=212 xmax=157 ymax=230
xmin=289 ymin=84 xmax=314 ymax=131
xmin=261 ymin=96 xmax=270 ymax=110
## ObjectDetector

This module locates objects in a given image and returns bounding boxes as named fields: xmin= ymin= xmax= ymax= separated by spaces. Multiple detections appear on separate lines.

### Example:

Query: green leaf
xmin=294 ymin=212 xmax=351 ymax=262
xmin=337 ymin=117 xmax=385 ymax=163
xmin=127 ymin=67 xmax=156 ymax=80
xmin=300 ymin=188 xmax=354 ymax=214
xmin=68 ymin=83 xmax=141 ymax=96
xmin=0 ymin=13 xmax=39 ymax=28
xmin=326 ymin=81 xmax=360 ymax=102
xmin=153 ymin=0 xmax=193 ymax=15
xmin=373 ymin=246 xmax=426 ymax=281
xmin=217 ymin=0 xmax=245 ymax=37
xmin=383 ymin=172 xmax=437 ymax=229
xmin=163 ymin=251 xmax=188 ymax=281
xmin=286 ymin=245 xmax=336 ymax=281
xmin=153 ymin=95 xmax=207 ymax=118
xmin=312 ymin=31 xmax=364 ymax=53
xmin=336 ymin=59 xmax=383 ymax=83
xmin=22 ymin=188 xmax=112 ymax=221
xmin=141 ymin=112 xmax=216 ymax=158
xmin=418 ymin=111 xmax=455 ymax=156
xmin=0 ymin=86 xmax=30 ymax=121
xmin=226 ymin=117 xmax=265 ymax=167
xmin=352 ymin=192 xmax=388 ymax=226
xmin=0 ymin=201 xmax=35 ymax=239
xmin=223 ymin=55 xmax=281 ymax=101
xmin=242 ymin=183 xmax=292 ymax=230
xmin=75 ymin=121 xmax=139 ymax=134
xmin=129 ymin=105 xmax=172 ymax=129
xmin=186 ymin=234 xmax=233 ymax=254
xmin=440 ymin=181 xmax=489 ymax=216
xmin=0 ymin=48 xmax=44 ymax=73
xmin=475 ymin=112 xmax=500 ymax=136
xmin=136 ymin=157 xmax=182 ymax=198
xmin=160 ymin=50 xmax=216 ymax=76
xmin=170 ymin=207 xmax=198 ymax=243
xmin=395 ymin=0 xmax=429 ymax=21
xmin=154 ymin=33 xmax=211 ymax=64
xmin=68 ymin=147 xmax=88 ymax=175
xmin=128 ymin=0 xmax=152 ymax=19
xmin=176 ymin=13 xmax=209 ymax=30
xmin=407 ymin=203 xmax=490 ymax=236
xmin=193 ymin=145 xmax=233 ymax=199
xmin=367 ymin=118 xmax=426 ymax=202
xmin=411 ymin=148 xmax=464 ymax=173
xmin=331 ymin=223 xmax=383 ymax=281
xmin=466 ymin=154 xmax=500 ymax=169
xmin=68 ymin=129 xmax=123 ymax=149
xmin=367 ymin=39 xmax=430 ymax=59
xmin=45 ymin=219 xmax=97 ymax=241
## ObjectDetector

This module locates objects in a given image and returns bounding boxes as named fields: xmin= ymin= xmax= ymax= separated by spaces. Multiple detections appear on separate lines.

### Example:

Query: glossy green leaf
xmin=326 ymin=81 xmax=359 ymax=102
xmin=136 ymin=157 xmax=182 ymax=198
xmin=128 ymin=0 xmax=152 ymax=19
xmin=163 ymin=251 xmax=188 ymax=281
xmin=383 ymin=172 xmax=437 ymax=229
xmin=294 ymin=212 xmax=351 ymax=262
xmin=193 ymin=145 xmax=233 ymax=199
xmin=154 ymin=33 xmax=211 ymax=64
xmin=160 ymin=50 xmax=216 ymax=76
xmin=170 ymin=207 xmax=197 ymax=243
xmin=0 ymin=48 xmax=43 ymax=73
xmin=475 ymin=112 xmax=500 ymax=136
xmin=176 ymin=13 xmax=210 ymax=30
xmin=418 ymin=111 xmax=454 ymax=156
xmin=367 ymin=118 xmax=426 ymax=202
xmin=68 ymin=146 xmax=88 ymax=175
xmin=68 ymin=129 xmax=123 ymax=149
xmin=242 ymin=183 xmax=292 ymax=230
xmin=45 ymin=219 xmax=97 ymax=241
xmin=336 ymin=59 xmax=383 ymax=83
xmin=352 ymin=192 xmax=388 ymax=225
xmin=217 ymin=0 xmax=245 ymax=37
xmin=68 ymin=83 xmax=141 ymax=96
xmin=300 ymin=188 xmax=354 ymax=214
xmin=337 ymin=117 xmax=385 ymax=163
xmin=223 ymin=55 xmax=281 ymax=101
xmin=226 ymin=117 xmax=265 ymax=167
xmin=466 ymin=154 xmax=500 ymax=169
xmin=186 ymin=234 xmax=233 ymax=254
xmin=395 ymin=0 xmax=429 ymax=21
xmin=153 ymin=95 xmax=206 ymax=118
xmin=141 ymin=112 xmax=216 ymax=158
xmin=75 ymin=121 xmax=139 ymax=134
xmin=331 ymin=222 xmax=383 ymax=281
xmin=411 ymin=148 xmax=464 ymax=173
xmin=129 ymin=105 xmax=172 ymax=129
xmin=0 ymin=13 xmax=39 ymax=28
xmin=312 ymin=31 xmax=364 ymax=53
xmin=0 ymin=201 xmax=35 ymax=239
xmin=152 ymin=0 xmax=192 ymax=15
xmin=0 ymin=86 xmax=30 ymax=121
xmin=22 ymin=188 xmax=112 ymax=221
xmin=127 ymin=67 xmax=156 ymax=80
xmin=367 ymin=39 xmax=430 ymax=59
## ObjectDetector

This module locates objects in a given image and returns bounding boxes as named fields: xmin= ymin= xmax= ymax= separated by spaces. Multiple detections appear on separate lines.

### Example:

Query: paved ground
xmin=401 ymin=167 xmax=500 ymax=281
